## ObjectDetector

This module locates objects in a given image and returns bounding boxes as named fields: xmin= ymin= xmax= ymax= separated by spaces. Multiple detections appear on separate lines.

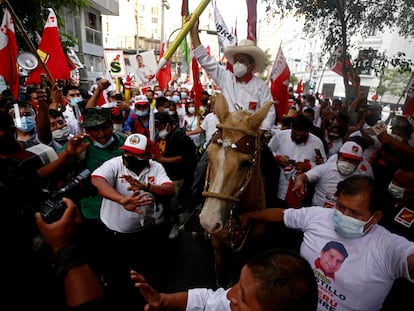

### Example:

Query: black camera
xmin=40 ymin=169 xmax=91 ymax=223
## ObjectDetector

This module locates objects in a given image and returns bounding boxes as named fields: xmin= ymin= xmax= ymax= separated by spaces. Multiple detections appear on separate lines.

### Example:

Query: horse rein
xmin=202 ymin=123 xmax=260 ymax=251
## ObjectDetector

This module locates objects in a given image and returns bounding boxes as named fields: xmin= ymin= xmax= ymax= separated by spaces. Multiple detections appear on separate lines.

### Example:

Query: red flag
xmin=295 ymin=79 xmax=304 ymax=94
xmin=191 ymin=57 xmax=203 ymax=111
xmin=329 ymin=48 xmax=359 ymax=87
xmin=246 ymin=0 xmax=257 ymax=42
xmin=0 ymin=9 xmax=19 ymax=99
xmin=156 ymin=41 xmax=172 ymax=91
xmin=27 ymin=8 xmax=72 ymax=84
xmin=270 ymin=47 xmax=291 ymax=121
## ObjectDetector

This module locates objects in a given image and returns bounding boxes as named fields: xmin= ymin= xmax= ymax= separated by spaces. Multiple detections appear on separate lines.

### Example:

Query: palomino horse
xmin=199 ymin=93 xmax=274 ymax=287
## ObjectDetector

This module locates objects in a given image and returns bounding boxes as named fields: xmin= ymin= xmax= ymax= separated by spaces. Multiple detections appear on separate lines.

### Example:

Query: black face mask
xmin=122 ymin=155 xmax=148 ymax=172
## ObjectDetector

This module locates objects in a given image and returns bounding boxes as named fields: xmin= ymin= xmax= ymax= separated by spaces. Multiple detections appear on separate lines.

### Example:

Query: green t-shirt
xmin=58 ymin=133 xmax=125 ymax=219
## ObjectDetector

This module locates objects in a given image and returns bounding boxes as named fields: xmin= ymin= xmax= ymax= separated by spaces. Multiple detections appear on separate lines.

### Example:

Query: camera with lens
xmin=40 ymin=169 xmax=91 ymax=223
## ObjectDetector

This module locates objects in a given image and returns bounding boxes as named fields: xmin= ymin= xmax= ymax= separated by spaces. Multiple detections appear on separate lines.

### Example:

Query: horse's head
xmin=199 ymin=93 xmax=273 ymax=235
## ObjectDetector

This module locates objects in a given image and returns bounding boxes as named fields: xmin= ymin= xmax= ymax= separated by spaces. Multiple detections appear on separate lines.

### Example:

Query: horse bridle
xmin=202 ymin=123 xmax=260 ymax=251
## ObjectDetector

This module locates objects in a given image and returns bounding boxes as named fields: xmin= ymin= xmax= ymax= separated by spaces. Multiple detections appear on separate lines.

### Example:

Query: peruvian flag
xmin=156 ymin=41 xmax=172 ymax=91
xmin=270 ymin=46 xmax=290 ymax=121
xmin=27 ymin=8 xmax=72 ymax=84
xmin=246 ymin=0 xmax=257 ymax=41
xmin=0 ymin=9 xmax=19 ymax=100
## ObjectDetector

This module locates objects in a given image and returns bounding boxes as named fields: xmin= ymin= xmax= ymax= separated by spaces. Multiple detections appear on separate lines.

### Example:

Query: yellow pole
xmin=156 ymin=0 xmax=211 ymax=73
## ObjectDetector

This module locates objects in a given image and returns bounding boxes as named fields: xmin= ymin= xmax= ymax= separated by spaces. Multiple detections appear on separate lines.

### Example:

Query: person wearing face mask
xmin=370 ymin=115 xmax=414 ymax=202
xmin=49 ymin=109 xmax=73 ymax=150
xmin=91 ymin=133 xmax=175 ymax=310
xmin=153 ymin=112 xmax=197 ymax=239
xmin=269 ymin=114 xmax=327 ymax=208
xmin=123 ymin=95 xmax=151 ymax=137
xmin=240 ymin=175 xmax=414 ymax=311
xmin=190 ymin=16 xmax=280 ymax=209
xmin=62 ymin=85 xmax=83 ymax=135
xmin=56 ymin=107 xmax=126 ymax=295
xmin=380 ymin=164 xmax=414 ymax=310
xmin=292 ymin=140 xmax=373 ymax=208
xmin=183 ymin=100 xmax=201 ymax=150
xmin=190 ymin=18 xmax=275 ymax=134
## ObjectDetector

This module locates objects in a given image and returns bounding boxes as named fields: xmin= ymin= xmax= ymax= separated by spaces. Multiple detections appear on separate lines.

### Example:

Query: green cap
xmin=81 ymin=108 xmax=112 ymax=128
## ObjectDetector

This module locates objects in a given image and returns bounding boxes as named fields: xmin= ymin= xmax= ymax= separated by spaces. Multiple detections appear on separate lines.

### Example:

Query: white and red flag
xmin=156 ymin=41 xmax=172 ymax=92
xmin=0 ymin=9 xmax=19 ymax=99
xmin=270 ymin=46 xmax=291 ymax=121
xmin=27 ymin=8 xmax=72 ymax=84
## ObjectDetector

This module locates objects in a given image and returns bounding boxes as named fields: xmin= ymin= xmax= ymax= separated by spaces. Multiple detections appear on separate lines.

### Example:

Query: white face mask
xmin=93 ymin=136 xmax=115 ymax=149
xmin=337 ymin=160 xmax=357 ymax=176
xmin=158 ymin=129 xmax=169 ymax=139
xmin=52 ymin=126 xmax=71 ymax=142
xmin=388 ymin=182 xmax=405 ymax=199
xmin=188 ymin=107 xmax=195 ymax=114
xmin=233 ymin=62 xmax=248 ymax=78
xmin=333 ymin=208 xmax=374 ymax=239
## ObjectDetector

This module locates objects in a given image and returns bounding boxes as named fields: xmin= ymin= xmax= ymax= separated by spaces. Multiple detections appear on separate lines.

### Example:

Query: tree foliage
xmin=262 ymin=0 xmax=414 ymax=100
xmin=1 ymin=0 xmax=90 ymax=51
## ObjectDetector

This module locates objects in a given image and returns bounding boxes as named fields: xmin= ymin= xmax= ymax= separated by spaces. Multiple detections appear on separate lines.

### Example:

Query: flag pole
xmin=2 ymin=0 xmax=55 ymax=83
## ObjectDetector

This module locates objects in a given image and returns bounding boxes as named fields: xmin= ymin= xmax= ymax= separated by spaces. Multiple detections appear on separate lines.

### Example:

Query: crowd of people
xmin=1 ymin=14 xmax=414 ymax=311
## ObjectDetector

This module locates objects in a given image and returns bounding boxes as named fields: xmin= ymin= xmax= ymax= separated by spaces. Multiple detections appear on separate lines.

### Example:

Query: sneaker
xmin=168 ymin=224 xmax=180 ymax=239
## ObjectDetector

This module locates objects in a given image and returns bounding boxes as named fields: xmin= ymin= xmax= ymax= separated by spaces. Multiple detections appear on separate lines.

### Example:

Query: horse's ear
xmin=248 ymin=101 xmax=273 ymax=130
xmin=214 ymin=93 xmax=230 ymax=122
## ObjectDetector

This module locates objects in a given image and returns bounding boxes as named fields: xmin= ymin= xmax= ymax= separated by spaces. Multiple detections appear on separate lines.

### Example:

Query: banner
xmin=214 ymin=5 xmax=237 ymax=55
xmin=0 ymin=9 xmax=19 ymax=99
xmin=270 ymin=46 xmax=291 ymax=121
xmin=103 ymin=50 xmax=127 ymax=78
xmin=27 ymin=8 xmax=72 ymax=84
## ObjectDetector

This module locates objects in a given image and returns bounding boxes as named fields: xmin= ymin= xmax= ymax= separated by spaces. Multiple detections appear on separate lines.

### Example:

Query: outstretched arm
xmin=239 ymin=208 xmax=285 ymax=229
xmin=130 ymin=270 xmax=188 ymax=310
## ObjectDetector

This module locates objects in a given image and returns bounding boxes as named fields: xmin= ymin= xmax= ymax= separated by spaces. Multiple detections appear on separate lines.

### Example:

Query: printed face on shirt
xmin=319 ymin=248 xmax=345 ymax=275
xmin=226 ymin=266 xmax=263 ymax=311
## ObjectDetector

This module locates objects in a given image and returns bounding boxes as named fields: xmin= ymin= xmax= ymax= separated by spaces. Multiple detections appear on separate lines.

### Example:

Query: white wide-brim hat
xmin=224 ymin=39 xmax=267 ymax=73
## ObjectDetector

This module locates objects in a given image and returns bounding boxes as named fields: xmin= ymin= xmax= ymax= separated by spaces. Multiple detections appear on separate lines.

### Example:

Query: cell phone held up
xmin=40 ymin=74 xmax=47 ymax=89
xmin=314 ymin=148 xmax=322 ymax=158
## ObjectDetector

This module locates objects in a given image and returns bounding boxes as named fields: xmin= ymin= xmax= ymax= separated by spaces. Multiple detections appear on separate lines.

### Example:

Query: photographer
xmin=35 ymin=198 xmax=106 ymax=310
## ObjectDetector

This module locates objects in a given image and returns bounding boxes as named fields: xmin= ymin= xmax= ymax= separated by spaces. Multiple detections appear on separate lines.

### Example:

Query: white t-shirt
xmin=92 ymin=156 xmax=172 ymax=233
xmin=284 ymin=207 xmax=414 ymax=311
xmin=62 ymin=105 xmax=80 ymax=135
xmin=184 ymin=114 xmax=201 ymax=147
xmin=186 ymin=288 xmax=230 ymax=311
xmin=200 ymin=112 xmax=219 ymax=149
xmin=268 ymin=129 xmax=327 ymax=200
xmin=305 ymin=159 xmax=373 ymax=207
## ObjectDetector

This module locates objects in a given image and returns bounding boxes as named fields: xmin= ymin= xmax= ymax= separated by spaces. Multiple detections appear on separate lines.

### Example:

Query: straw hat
xmin=224 ymin=39 xmax=267 ymax=73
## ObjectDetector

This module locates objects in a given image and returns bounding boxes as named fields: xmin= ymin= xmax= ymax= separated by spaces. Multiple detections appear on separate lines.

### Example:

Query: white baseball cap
xmin=339 ymin=141 xmax=363 ymax=161
xmin=119 ymin=134 xmax=149 ymax=155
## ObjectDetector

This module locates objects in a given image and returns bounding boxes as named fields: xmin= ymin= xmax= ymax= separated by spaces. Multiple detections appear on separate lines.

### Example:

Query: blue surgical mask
xmin=180 ymin=92 xmax=188 ymax=99
xmin=70 ymin=97 xmax=82 ymax=106
xmin=136 ymin=110 xmax=149 ymax=117
xmin=388 ymin=182 xmax=405 ymax=199
xmin=14 ymin=116 xmax=36 ymax=132
xmin=164 ymin=108 xmax=170 ymax=113
xmin=93 ymin=136 xmax=115 ymax=149
xmin=333 ymin=208 xmax=374 ymax=239
xmin=172 ymin=95 xmax=180 ymax=104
